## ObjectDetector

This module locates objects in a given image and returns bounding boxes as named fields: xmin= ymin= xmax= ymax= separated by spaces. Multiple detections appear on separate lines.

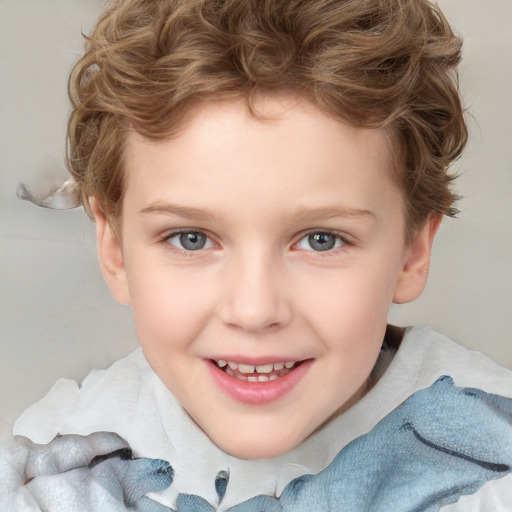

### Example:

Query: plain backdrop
xmin=1 ymin=0 xmax=511 ymax=433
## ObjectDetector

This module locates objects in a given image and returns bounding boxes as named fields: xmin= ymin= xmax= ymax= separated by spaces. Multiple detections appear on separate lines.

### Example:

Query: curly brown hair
xmin=67 ymin=0 xmax=467 ymax=241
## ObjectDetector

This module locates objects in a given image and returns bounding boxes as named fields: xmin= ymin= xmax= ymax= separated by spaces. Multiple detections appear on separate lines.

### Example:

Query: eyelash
xmin=160 ymin=229 xmax=216 ymax=255
xmin=294 ymin=230 xmax=351 ymax=255
xmin=160 ymin=229 xmax=351 ymax=256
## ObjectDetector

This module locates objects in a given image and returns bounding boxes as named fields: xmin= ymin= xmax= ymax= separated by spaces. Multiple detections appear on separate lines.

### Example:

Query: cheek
xmin=126 ymin=264 xmax=215 ymax=351
xmin=300 ymin=267 xmax=397 ymax=339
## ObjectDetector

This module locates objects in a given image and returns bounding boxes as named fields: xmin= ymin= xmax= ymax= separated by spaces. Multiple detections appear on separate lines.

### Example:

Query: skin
xmin=94 ymin=97 xmax=440 ymax=460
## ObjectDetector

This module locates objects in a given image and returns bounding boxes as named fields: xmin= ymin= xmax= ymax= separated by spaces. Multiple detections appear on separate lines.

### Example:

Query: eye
xmin=165 ymin=231 xmax=214 ymax=251
xmin=296 ymin=232 xmax=346 ymax=252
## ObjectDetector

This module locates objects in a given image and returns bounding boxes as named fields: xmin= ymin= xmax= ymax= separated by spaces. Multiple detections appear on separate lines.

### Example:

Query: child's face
xmin=98 ymin=97 xmax=434 ymax=459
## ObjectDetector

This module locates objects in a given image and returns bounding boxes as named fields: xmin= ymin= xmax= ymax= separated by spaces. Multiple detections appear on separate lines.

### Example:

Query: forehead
xmin=122 ymin=97 xmax=401 ymax=223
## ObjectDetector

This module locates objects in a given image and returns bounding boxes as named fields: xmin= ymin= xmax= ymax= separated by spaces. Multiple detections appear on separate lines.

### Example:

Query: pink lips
xmin=208 ymin=359 xmax=312 ymax=404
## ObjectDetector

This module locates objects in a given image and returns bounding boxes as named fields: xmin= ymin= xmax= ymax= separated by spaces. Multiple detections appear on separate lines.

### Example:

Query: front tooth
xmin=238 ymin=363 xmax=255 ymax=374
xmin=284 ymin=361 xmax=295 ymax=369
xmin=255 ymin=364 xmax=273 ymax=374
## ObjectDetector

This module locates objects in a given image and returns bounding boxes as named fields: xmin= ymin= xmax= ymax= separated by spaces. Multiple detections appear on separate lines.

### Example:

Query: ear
xmin=90 ymin=198 xmax=132 ymax=305
xmin=392 ymin=215 xmax=442 ymax=304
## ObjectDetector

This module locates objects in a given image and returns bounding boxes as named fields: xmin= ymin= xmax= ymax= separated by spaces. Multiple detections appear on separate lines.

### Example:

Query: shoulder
xmin=388 ymin=327 xmax=512 ymax=511
xmin=398 ymin=326 xmax=512 ymax=398
xmin=13 ymin=348 xmax=157 ymax=443
xmin=328 ymin=328 xmax=512 ymax=512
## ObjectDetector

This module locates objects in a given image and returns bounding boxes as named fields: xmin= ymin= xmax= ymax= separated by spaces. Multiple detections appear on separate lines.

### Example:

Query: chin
xmin=214 ymin=433 xmax=302 ymax=460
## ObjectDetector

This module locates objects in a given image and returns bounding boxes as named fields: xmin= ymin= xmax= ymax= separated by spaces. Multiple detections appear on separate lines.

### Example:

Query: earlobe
xmin=90 ymin=198 xmax=132 ymax=305
xmin=392 ymin=215 xmax=442 ymax=304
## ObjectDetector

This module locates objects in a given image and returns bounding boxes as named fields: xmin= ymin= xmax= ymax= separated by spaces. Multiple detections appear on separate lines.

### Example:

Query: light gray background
xmin=1 ymin=0 xmax=511 ymax=433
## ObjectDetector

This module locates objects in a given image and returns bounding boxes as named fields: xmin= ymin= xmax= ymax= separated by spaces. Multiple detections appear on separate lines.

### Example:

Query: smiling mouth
xmin=211 ymin=359 xmax=303 ymax=382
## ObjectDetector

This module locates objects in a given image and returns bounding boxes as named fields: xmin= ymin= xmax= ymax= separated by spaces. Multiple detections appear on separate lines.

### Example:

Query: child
xmin=3 ymin=0 xmax=512 ymax=510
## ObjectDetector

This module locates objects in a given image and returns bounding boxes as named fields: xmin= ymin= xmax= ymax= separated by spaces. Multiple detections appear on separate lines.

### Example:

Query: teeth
xmin=226 ymin=367 xmax=245 ymax=380
xmin=217 ymin=360 xmax=299 ymax=375
xmin=238 ymin=363 xmax=255 ymax=374
xmin=255 ymin=364 xmax=274 ymax=374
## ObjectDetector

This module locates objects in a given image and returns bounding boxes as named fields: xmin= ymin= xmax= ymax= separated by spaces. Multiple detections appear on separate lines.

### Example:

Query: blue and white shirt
xmin=12 ymin=327 xmax=512 ymax=511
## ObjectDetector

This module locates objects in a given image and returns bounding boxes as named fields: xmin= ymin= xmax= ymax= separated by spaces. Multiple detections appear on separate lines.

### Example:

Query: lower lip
xmin=207 ymin=359 xmax=313 ymax=405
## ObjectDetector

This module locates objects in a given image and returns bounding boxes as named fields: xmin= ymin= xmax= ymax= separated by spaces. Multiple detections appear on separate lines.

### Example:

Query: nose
xmin=217 ymin=249 xmax=292 ymax=334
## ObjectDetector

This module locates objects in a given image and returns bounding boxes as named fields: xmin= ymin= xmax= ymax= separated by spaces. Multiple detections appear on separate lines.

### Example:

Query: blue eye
xmin=166 ymin=231 xmax=213 ymax=251
xmin=297 ymin=232 xmax=345 ymax=252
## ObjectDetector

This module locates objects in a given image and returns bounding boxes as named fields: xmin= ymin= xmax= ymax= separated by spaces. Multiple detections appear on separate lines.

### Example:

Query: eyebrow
xmin=289 ymin=205 xmax=376 ymax=223
xmin=139 ymin=202 xmax=375 ymax=223
xmin=139 ymin=202 xmax=217 ymax=221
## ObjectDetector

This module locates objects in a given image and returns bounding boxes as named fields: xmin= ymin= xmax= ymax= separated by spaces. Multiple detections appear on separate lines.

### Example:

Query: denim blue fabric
xmin=2 ymin=377 xmax=511 ymax=511
xmin=180 ymin=377 xmax=512 ymax=512
xmin=177 ymin=377 xmax=512 ymax=512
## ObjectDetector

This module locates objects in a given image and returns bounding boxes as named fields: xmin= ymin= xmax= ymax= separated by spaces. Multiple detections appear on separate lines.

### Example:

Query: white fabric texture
xmin=14 ymin=327 xmax=512 ymax=511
